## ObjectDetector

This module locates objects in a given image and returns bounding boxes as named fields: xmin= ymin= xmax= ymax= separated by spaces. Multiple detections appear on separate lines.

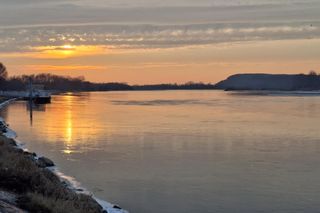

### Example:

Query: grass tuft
xmin=0 ymin=136 xmax=103 ymax=213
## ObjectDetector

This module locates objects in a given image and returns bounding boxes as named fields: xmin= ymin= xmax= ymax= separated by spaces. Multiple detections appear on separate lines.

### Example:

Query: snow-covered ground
xmin=51 ymin=167 xmax=129 ymax=213
xmin=0 ymin=99 xmax=18 ymax=139
xmin=2 ymin=127 xmax=17 ymax=139
xmin=95 ymin=198 xmax=129 ymax=213
xmin=0 ymin=98 xmax=17 ymax=109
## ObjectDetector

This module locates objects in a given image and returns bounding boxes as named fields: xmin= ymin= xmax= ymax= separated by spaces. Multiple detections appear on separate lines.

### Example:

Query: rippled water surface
xmin=1 ymin=91 xmax=320 ymax=213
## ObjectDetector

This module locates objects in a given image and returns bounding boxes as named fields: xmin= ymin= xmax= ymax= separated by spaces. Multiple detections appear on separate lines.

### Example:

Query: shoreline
xmin=0 ymin=98 xmax=128 ymax=213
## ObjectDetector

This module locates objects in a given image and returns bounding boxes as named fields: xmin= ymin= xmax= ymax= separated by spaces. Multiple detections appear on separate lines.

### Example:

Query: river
xmin=1 ymin=90 xmax=320 ymax=213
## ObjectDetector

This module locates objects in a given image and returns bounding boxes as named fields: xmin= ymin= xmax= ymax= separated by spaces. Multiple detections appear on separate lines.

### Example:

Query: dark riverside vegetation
xmin=0 ymin=135 xmax=104 ymax=213
xmin=0 ymin=72 xmax=216 ymax=92
xmin=0 ymin=62 xmax=214 ymax=91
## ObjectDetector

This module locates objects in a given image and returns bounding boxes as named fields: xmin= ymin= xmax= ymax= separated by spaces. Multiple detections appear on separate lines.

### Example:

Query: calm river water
xmin=1 ymin=90 xmax=320 ymax=213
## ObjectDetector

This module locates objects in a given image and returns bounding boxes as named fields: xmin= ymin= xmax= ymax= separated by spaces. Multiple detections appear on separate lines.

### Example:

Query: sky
xmin=0 ymin=0 xmax=320 ymax=84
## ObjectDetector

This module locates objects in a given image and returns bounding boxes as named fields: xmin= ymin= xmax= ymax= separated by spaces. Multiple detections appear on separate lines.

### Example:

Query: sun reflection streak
xmin=66 ymin=110 xmax=73 ymax=143
xmin=63 ymin=94 xmax=74 ymax=154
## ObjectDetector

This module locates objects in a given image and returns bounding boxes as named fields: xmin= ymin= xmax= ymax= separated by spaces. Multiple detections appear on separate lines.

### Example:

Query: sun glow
xmin=62 ymin=44 xmax=73 ymax=49
xmin=31 ymin=45 xmax=107 ymax=59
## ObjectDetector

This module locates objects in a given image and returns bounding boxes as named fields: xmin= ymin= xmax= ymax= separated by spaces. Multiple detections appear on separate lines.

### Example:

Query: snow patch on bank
xmin=0 ymin=99 xmax=18 ymax=139
xmin=95 ymin=198 xmax=129 ymax=213
xmin=0 ymin=98 xmax=17 ymax=109
xmin=49 ymin=167 xmax=128 ymax=213
xmin=2 ymin=127 xmax=17 ymax=139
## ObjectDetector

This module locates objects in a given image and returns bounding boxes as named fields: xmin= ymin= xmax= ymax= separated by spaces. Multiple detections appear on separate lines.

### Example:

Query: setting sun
xmin=30 ymin=45 xmax=106 ymax=59
xmin=62 ymin=45 xmax=73 ymax=49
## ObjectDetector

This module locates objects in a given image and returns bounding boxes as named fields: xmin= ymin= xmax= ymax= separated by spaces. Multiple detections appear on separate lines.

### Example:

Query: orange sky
xmin=1 ymin=39 xmax=320 ymax=84
xmin=1 ymin=0 xmax=320 ymax=84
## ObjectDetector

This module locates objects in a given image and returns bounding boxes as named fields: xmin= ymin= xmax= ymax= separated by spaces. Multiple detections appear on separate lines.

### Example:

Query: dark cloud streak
xmin=0 ymin=1 xmax=320 ymax=26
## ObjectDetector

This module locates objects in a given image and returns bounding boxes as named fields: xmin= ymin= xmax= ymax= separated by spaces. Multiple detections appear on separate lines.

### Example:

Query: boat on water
xmin=33 ymin=96 xmax=51 ymax=104
xmin=26 ymin=83 xmax=51 ymax=104
xmin=28 ymin=90 xmax=51 ymax=104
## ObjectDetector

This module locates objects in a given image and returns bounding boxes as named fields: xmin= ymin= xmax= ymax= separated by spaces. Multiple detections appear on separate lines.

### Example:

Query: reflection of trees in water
xmin=26 ymin=102 xmax=46 ymax=112
xmin=26 ymin=101 xmax=47 ymax=126
xmin=1 ymin=101 xmax=46 ymax=127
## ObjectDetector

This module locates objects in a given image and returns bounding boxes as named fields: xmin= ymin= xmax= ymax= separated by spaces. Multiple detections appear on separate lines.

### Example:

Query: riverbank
xmin=0 ymin=99 xmax=127 ymax=213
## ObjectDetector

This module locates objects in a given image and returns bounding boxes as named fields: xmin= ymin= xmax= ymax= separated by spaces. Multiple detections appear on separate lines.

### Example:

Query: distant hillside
xmin=214 ymin=73 xmax=320 ymax=91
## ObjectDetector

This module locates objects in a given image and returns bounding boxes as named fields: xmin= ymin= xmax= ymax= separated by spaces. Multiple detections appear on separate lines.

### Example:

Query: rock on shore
xmin=37 ymin=156 xmax=55 ymax=168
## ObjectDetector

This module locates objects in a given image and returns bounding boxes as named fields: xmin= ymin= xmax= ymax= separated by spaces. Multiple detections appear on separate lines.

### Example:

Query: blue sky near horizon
xmin=0 ymin=0 xmax=319 ymax=83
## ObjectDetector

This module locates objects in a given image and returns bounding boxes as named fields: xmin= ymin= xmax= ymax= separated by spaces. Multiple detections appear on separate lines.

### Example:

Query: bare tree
xmin=309 ymin=70 xmax=317 ymax=76
xmin=0 ymin=63 xmax=8 ymax=80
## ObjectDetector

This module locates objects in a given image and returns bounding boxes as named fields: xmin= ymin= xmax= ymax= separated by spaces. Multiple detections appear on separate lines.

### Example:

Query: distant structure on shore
xmin=0 ymin=81 xmax=51 ymax=104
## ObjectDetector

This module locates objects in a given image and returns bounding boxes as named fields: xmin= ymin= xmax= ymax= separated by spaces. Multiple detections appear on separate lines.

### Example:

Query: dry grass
xmin=0 ymin=136 xmax=103 ymax=213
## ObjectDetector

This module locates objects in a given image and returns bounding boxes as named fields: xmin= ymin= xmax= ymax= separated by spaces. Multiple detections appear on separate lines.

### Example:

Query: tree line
xmin=0 ymin=63 xmax=215 ymax=92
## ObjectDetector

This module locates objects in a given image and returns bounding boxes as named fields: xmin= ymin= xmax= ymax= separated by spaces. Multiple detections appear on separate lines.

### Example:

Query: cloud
xmin=0 ymin=0 xmax=319 ymax=54
xmin=22 ymin=64 xmax=106 ymax=72
xmin=0 ymin=22 xmax=319 ymax=54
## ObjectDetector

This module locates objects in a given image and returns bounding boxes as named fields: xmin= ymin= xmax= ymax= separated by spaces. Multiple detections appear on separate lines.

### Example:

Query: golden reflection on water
xmin=20 ymin=90 xmax=320 ymax=157
xmin=64 ymin=93 xmax=73 ymax=143
xmin=39 ymin=93 xmax=109 ymax=154
xmin=63 ymin=101 xmax=73 ymax=154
